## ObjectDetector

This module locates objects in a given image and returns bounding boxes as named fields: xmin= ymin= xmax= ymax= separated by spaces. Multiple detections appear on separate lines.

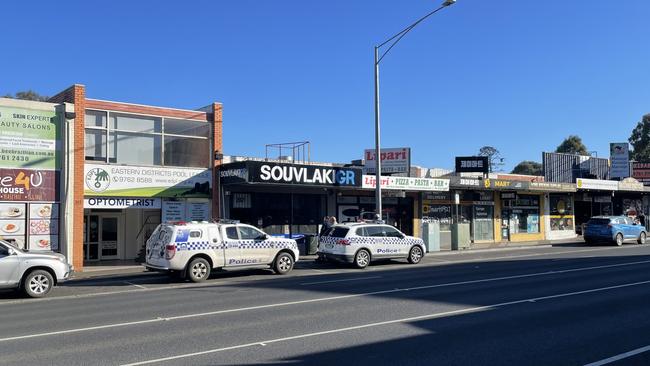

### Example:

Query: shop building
xmin=0 ymin=85 xmax=223 ymax=271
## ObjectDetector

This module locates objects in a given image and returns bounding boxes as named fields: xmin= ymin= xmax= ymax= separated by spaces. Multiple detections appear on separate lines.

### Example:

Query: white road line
xmin=120 ymin=279 xmax=650 ymax=366
xmin=1 ymin=258 xmax=649 ymax=343
xmin=0 ymin=245 xmax=641 ymax=306
xmin=124 ymin=281 xmax=148 ymax=290
xmin=583 ymin=345 xmax=650 ymax=366
xmin=300 ymin=276 xmax=382 ymax=285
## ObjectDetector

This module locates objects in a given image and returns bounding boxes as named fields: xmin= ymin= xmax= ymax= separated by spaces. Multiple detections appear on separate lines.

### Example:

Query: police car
xmin=145 ymin=220 xmax=299 ymax=282
xmin=317 ymin=222 xmax=425 ymax=269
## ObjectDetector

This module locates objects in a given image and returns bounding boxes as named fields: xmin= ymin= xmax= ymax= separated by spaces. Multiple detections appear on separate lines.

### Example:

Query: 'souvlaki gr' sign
xmin=219 ymin=161 xmax=362 ymax=187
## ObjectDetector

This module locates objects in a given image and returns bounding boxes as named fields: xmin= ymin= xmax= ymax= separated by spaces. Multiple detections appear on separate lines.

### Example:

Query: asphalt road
xmin=1 ymin=244 xmax=650 ymax=366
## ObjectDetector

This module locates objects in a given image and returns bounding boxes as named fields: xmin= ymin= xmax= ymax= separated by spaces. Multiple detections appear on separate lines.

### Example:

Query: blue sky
xmin=3 ymin=0 xmax=649 ymax=171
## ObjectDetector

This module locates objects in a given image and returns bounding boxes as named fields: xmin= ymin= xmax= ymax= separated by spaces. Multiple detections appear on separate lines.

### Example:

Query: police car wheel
xmin=187 ymin=258 xmax=211 ymax=282
xmin=408 ymin=246 xmax=423 ymax=264
xmin=274 ymin=253 xmax=294 ymax=275
xmin=354 ymin=249 xmax=371 ymax=269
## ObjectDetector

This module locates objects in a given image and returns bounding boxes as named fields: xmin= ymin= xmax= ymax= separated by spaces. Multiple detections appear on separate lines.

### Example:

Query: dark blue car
xmin=584 ymin=216 xmax=647 ymax=246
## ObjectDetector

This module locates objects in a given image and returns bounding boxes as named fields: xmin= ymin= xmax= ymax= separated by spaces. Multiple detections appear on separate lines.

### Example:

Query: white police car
xmin=145 ymin=220 xmax=299 ymax=282
xmin=317 ymin=222 xmax=425 ymax=269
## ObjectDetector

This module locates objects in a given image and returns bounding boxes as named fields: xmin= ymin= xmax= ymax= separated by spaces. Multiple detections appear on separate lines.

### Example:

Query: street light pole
xmin=373 ymin=0 xmax=456 ymax=220
xmin=374 ymin=45 xmax=382 ymax=219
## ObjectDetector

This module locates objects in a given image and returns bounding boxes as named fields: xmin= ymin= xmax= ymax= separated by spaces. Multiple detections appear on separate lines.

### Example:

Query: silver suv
xmin=0 ymin=240 xmax=73 ymax=298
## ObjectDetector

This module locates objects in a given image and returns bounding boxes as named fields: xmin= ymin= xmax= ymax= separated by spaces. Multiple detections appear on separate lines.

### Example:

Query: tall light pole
xmin=373 ymin=0 xmax=456 ymax=219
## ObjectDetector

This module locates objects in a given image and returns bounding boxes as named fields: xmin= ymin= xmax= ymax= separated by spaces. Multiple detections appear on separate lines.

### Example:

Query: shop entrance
xmin=84 ymin=213 xmax=124 ymax=261
xmin=501 ymin=209 xmax=511 ymax=241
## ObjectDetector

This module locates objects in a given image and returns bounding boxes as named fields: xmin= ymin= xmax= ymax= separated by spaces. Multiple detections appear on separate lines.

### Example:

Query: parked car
xmin=145 ymin=220 xmax=299 ymax=282
xmin=0 ymin=240 xmax=73 ymax=298
xmin=317 ymin=221 xmax=425 ymax=269
xmin=583 ymin=216 xmax=647 ymax=246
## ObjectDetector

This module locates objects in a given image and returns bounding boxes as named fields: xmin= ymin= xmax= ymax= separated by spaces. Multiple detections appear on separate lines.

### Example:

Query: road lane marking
xmin=0 ymin=245 xmax=644 ymax=306
xmin=300 ymin=276 xmax=382 ymax=285
xmin=583 ymin=345 xmax=650 ymax=366
xmin=1 ymin=258 xmax=649 ymax=343
xmin=124 ymin=281 xmax=148 ymax=290
xmin=120 ymin=279 xmax=650 ymax=366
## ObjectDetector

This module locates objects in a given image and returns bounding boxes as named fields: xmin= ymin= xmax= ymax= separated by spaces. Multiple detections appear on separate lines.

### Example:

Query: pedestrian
xmin=329 ymin=216 xmax=338 ymax=227
xmin=319 ymin=216 xmax=331 ymax=236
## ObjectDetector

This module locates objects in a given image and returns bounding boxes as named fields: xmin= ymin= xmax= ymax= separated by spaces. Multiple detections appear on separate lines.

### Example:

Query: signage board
xmin=483 ymin=179 xmax=530 ymax=190
xmin=528 ymin=182 xmax=577 ymax=192
xmin=364 ymin=147 xmax=410 ymax=175
xmin=455 ymin=156 xmax=489 ymax=174
xmin=84 ymin=197 xmax=161 ymax=209
xmin=576 ymin=178 xmax=618 ymax=191
xmin=618 ymin=177 xmax=644 ymax=191
xmin=0 ymin=105 xmax=60 ymax=170
xmin=0 ymin=168 xmax=58 ymax=201
xmin=449 ymin=176 xmax=481 ymax=188
xmin=84 ymin=164 xmax=212 ymax=197
xmin=220 ymin=161 xmax=361 ymax=187
xmin=632 ymin=162 xmax=650 ymax=185
xmin=162 ymin=201 xmax=185 ymax=222
xmin=610 ymin=142 xmax=630 ymax=179
xmin=362 ymin=175 xmax=449 ymax=191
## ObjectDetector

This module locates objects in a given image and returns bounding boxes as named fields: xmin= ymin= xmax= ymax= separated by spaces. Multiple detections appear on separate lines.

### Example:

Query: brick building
xmin=0 ymin=85 xmax=222 ymax=270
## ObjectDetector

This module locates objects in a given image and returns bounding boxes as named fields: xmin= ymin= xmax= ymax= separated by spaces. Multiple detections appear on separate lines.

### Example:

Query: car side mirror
xmin=8 ymin=248 xmax=17 ymax=256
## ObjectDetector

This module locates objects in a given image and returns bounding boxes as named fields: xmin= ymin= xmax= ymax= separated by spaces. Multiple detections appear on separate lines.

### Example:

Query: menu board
xmin=0 ymin=203 xmax=27 ymax=249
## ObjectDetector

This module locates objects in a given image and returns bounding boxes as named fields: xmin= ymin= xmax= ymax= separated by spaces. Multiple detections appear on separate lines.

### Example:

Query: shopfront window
xmin=423 ymin=203 xmax=452 ymax=231
xmin=164 ymin=135 xmax=210 ymax=167
xmin=550 ymin=194 xmax=574 ymax=231
xmin=503 ymin=194 xmax=540 ymax=234
xmin=84 ymin=110 xmax=210 ymax=168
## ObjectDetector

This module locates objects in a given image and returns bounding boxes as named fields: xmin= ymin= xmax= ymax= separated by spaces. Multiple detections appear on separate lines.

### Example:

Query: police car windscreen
xmin=325 ymin=227 xmax=349 ymax=238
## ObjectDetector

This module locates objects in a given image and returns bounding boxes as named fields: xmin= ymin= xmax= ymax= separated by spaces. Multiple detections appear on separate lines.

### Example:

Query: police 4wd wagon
xmin=145 ymin=221 xmax=299 ymax=282
xmin=317 ymin=222 xmax=425 ymax=269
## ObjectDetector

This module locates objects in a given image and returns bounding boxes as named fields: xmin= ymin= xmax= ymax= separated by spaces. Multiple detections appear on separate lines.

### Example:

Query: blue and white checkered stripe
xmin=174 ymin=239 xmax=297 ymax=252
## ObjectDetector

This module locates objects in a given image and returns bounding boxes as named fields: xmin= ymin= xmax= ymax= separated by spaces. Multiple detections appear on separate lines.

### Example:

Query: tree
xmin=3 ymin=90 xmax=49 ymax=102
xmin=629 ymin=114 xmax=650 ymax=161
xmin=478 ymin=146 xmax=504 ymax=172
xmin=555 ymin=135 xmax=589 ymax=155
xmin=511 ymin=161 xmax=542 ymax=176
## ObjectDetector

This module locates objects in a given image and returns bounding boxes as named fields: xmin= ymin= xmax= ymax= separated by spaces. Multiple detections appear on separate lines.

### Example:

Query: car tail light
xmin=165 ymin=244 xmax=176 ymax=260
xmin=336 ymin=239 xmax=350 ymax=246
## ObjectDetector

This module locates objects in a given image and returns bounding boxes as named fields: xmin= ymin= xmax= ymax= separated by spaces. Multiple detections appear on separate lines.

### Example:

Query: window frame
xmin=84 ymin=109 xmax=212 ymax=168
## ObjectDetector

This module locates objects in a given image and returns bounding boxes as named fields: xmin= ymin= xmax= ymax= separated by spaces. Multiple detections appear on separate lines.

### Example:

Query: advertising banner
xmin=610 ymin=142 xmax=630 ymax=179
xmin=364 ymin=148 xmax=410 ymax=175
xmin=161 ymin=200 xmax=211 ymax=222
xmin=84 ymin=164 xmax=212 ymax=197
xmin=0 ymin=168 xmax=58 ymax=201
xmin=0 ymin=105 xmax=60 ymax=170
xmin=362 ymin=175 xmax=449 ymax=191
xmin=482 ymin=179 xmax=530 ymax=190
xmin=528 ymin=182 xmax=577 ymax=192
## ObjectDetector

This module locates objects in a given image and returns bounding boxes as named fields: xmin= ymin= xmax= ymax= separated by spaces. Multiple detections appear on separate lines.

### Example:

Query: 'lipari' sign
xmin=364 ymin=148 xmax=411 ymax=175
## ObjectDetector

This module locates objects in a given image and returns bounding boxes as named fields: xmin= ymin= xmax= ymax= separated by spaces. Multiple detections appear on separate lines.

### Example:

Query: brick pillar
xmin=211 ymin=102 xmax=223 ymax=219
xmin=48 ymin=85 xmax=86 ymax=271
xmin=72 ymin=86 xmax=86 ymax=270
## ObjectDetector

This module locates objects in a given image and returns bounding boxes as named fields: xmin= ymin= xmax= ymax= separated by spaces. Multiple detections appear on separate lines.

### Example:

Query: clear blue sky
xmin=3 ymin=0 xmax=650 ymax=171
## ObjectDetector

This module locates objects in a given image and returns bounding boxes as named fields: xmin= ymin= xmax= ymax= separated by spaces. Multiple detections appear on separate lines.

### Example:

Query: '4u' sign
xmin=0 ymin=169 xmax=58 ymax=201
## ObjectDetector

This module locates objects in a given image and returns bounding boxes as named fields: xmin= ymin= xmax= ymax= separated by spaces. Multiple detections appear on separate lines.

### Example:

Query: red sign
xmin=0 ymin=169 xmax=58 ymax=201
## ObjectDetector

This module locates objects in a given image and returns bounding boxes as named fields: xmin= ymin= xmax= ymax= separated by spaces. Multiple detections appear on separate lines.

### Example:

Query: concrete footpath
xmin=70 ymin=238 xmax=587 ymax=281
